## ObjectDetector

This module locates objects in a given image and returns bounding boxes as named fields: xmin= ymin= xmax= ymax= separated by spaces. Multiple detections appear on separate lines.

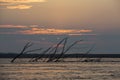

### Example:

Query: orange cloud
xmin=0 ymin=25 xmax=28 ymax=28
xmin=79 ymin=29 xmax=92 ymax=33
xmin=0 ymin=0 xmax=46 ymax=3
xmin=19 ymin=27 xmax=93 ymax=35
xmin=0 ymin=24 xmax=93 ymax=35
xmin=68 ymin=33 xmax=96 ymax=36
xmin=68 ymin=34 xmax=82 ymax=36
xmin=7 ymin=5 xmax=32 ymax=9
xmin=0 ymin=0 xmax=47 ymax=9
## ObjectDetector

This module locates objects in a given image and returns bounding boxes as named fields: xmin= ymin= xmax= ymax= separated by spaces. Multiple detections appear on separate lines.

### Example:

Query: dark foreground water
xmin=0 ymin=58 xmax=120 ymax=80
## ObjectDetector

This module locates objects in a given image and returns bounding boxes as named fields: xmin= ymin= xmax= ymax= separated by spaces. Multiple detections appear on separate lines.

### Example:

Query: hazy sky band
xmin=0 ymin=0 xmax=120 ymax=33
xmin=0 ymin=0 xmax=120 ymax=53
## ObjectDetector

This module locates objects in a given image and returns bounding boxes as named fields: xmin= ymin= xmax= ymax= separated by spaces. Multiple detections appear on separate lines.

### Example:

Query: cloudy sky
xmin=0 ymin=0 xmax=120 ymax=54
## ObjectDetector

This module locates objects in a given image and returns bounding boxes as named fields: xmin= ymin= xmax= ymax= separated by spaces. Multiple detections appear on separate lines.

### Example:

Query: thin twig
xmin=79 ymin=44 xmax=95 ymax=61
xmin=24 ymin=48 xmax=42 ymax=54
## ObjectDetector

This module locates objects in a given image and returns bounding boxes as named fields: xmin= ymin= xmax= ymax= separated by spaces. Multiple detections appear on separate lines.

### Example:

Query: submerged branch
xmin=47 ymin=37 xmax=68 ymax=62
xmin=11 ymin=42 xmax=33 ymax=63
xmin=55 ymin=40 xmax=83 ymax=62
xmin=31 ymin=47 xmax=52 ymax=62
xmin=79 ymin=44 xmax=95 ymax=61
xmin=24 ymin=48 xmax=42 ymax=54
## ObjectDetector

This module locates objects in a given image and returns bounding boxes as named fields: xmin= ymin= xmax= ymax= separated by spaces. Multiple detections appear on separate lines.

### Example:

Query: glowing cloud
xmin=0 ymin=25 xmax=93 ymax=35
xmin=0 ymin=25 xmax=28 ymax=28
xmin=0 ymin=0 xmax=47 ymax=9
xmin=0 ymin=0 xmax=46 ymax=3
xmin=7 ymin=5 xmax=32 ymax=9
xmin=79 ymin=29 xmax=92 ymax=33
xmin=19 ymin=27 xmax=92 ymax=35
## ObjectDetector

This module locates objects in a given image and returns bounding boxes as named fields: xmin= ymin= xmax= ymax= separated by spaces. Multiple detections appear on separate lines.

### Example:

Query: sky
xmin=0 ymin=0 xmax=120 ymax=54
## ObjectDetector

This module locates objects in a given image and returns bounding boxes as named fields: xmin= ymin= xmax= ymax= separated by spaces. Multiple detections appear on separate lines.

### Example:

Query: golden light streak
xmin=0 ymin=25 xmax=93 ymax=35
xmin=0 ymin=0 xmax=46 ymax=3
xmin=19 ymin=27 xmax=92 ymax=35
xmin=7 ymin=5 xmax=32 ymax=9
xmin=0 ymin=25 xmax=28 ymax=28
xmin=0 ymin=0 xmax=47 ymax=9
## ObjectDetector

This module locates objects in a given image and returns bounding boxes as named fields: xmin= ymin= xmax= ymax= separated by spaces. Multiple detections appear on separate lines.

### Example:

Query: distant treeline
xmin=0 ymin=53 xmax=120 ymax=58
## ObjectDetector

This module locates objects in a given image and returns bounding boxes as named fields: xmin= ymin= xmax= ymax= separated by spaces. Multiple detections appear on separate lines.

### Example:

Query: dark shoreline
xmin=0 ymin=53 xmax=120 ymax=58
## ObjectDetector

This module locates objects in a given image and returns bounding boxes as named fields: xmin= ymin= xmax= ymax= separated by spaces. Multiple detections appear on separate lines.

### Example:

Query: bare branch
xmin=24 ymin=48 xmax=42 ymax=54
xmin=11 ymin=42 xmax=33 ymax=63
xmin=32 ymin=47 xmax=52 ymax=62
xmin=79 ymin=44 xmax=95 ymax=61
xmin=47 ymin=37 xmax=68 ymax=62
xmin=55 ymin=40 xmax=83 ymax=62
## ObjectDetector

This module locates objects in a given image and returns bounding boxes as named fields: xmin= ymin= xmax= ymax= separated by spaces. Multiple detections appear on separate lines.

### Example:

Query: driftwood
xmin=11 ymin=42 xmax=42 ymax=63
xmin=24 ymin=48 xmax=42 ymax=54
xmin=80 ymin=44 xmax=95 ymax=62
xmin=54 ymin=38 xmax=68 ymax=62
xmin=43 ymin=45 xmax=59 ymax=62
xmin=11 ymin=37 xmax=95 ymax=63
xmin=47 ymin=37 xmax=68 ymax=62
xmin=55 ymin=40 xmax=83 ymax=62
xmin=30 ymin=37 xmax=68 ymax=62
xmin=31 ymin=46 xmax=52 ymax=62
xmin=11 ymin=42 xmax=33 ymax=63
xmin=30 ymin=38 xmax=83 ymax=62
xmin=83 ymin=58 xmax=102 ymax=62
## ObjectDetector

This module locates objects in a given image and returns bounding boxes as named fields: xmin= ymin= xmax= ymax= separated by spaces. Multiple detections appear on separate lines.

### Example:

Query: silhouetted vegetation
xmin=0 ymin=53 xmax=120 ymax=58
xmin=11 ymin=42 xmax=42 ymax=63
xmin=3 ymin=37 xmax=119 ymax=63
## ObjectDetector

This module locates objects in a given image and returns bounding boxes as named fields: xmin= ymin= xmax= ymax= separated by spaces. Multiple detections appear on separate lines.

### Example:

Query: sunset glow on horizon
xmin=0 ymin=0 xmax=120 ymax=53
xmin=0 ymin=24 xmax=92 ymax=35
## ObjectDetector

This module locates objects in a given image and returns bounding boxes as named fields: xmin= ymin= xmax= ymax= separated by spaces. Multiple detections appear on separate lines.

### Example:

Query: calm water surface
xmin=0 ymin=58 xmax=120 ymax=80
